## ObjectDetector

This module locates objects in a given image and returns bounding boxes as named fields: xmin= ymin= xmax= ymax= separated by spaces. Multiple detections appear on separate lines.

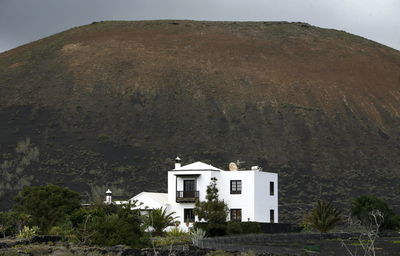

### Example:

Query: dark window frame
xmin=269 ymin=181 xmax=274 ymax=196
xmin=230 ymin=209 xmax=242 ymax=221
xmin=270 ymin=209 xmax=275 ymax=223
xmin=230 ymin=180 xmax=242 ymax=194
xmin=184 ymin=208 xmax=195 ymax=223
xmin=183 ymin=179 xmax=196 ymax=192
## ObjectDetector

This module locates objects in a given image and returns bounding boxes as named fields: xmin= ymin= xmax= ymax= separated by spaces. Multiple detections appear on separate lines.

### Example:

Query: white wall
xmin=167 ymin=168 xmax=279 ymax=224
xmin=254 ymin=171 xmax=278 ymax=223
xmin=217 ymin=171 xmax=256 ymax=221
xmin=168 ymin=170 xmax=214 ymax=224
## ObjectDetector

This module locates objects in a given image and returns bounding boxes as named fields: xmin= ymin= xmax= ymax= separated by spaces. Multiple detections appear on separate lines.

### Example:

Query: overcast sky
xmin=0 ymin=0 xmax=399 ymax=53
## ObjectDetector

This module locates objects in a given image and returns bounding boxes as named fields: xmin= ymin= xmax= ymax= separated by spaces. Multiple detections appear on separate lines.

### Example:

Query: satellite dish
xmin=229 ymin=162 xmax=238 ymax=171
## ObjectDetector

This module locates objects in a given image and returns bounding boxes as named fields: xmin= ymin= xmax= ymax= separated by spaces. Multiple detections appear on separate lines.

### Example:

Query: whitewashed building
xmin=108 ymin=157 xmax=278 ymax=228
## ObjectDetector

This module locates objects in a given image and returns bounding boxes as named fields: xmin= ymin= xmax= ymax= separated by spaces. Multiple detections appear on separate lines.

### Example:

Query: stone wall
xmin=196 ymin=232 xmax=360 ymax=252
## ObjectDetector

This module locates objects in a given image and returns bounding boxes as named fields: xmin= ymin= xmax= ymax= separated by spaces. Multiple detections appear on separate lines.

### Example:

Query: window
xmin=269 ymin=181 xmax=274 ymax=196
xmin=230 ymin=209 xmax=242 ymax=221
xmin=184 ymin=180 xmax=195 ymax=192
xmin=230 ymin=180 xmax=242 ymax=194
xmin=270 ymin=209 xmax=275 ymax=223
xmin=184 ymin=209 xmax=195 ymax=223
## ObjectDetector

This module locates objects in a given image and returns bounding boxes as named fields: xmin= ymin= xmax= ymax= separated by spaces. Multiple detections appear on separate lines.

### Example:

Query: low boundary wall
xmin=196 ymin=232 xmax=359 ymax=250
xmin=259 ymin=223 xmax=301 ymax=233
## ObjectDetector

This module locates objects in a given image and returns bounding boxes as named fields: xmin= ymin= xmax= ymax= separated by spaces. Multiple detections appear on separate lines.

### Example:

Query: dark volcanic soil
xmin=0 ymin=20 xmax=400 ymax=222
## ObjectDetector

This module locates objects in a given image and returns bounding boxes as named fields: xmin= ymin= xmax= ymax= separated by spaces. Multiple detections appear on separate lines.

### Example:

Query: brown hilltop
xmin=1 ymin=20 xmax=400 ymax=221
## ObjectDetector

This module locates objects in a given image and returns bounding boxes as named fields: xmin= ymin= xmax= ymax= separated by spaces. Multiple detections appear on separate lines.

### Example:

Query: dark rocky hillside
xmin=1 ymin=20 xmax=400 ymax=222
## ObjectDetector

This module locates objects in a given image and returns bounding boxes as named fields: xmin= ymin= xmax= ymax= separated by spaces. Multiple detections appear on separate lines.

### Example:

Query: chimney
xmin=105 ymin=189 xmax=112 ymax=204
xmin=175 ymin=156 xmax=181 ymax=169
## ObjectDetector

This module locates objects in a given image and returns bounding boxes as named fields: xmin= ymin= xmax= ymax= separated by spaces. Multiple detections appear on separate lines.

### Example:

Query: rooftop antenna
xmin=236 ymin=160 xmax=245 ymax=169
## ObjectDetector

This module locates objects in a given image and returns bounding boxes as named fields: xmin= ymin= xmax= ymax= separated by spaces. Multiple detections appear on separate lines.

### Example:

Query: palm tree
xmin=305 ymin=200 xmax=342 ymax=233
xmin=147 ymin=207 xmax=177 ymax=234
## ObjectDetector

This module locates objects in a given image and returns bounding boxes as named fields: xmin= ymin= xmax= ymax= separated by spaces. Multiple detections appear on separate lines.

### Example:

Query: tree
xmin=146 ymin=207 xmax=177 ymax=234
xmin=351 ymin=195 xmax=400 ymax=230
xmin=80 ymin=204 xmax=149 ymax=247
xmin=305 ymin=200 xmax=342 ymax=233
xmin=0 ymin=211 xmax=13 ymax=238
xmin=194 ymin=177 xmax=228 ymax=236
xmin=341 ymin=210 xmax=384 ymax=256
xmin=14 ymin=184 xmax=81 ymax=233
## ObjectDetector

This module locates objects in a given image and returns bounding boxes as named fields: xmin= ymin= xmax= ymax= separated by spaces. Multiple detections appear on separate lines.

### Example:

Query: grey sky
xmin=0 ymin=0 xmax=399 ymax=53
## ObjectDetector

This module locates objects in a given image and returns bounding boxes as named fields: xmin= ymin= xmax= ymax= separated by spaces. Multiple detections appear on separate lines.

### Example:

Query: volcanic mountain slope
xmin=1 ymin=20 xmax=400 ymax=221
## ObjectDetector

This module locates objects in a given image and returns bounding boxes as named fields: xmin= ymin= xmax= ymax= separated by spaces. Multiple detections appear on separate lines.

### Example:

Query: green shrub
xmin=167 ymin=227 xmax=188 ymax=238
xmin=48 ymin=226 xmax=62 ymax=236
xmin=17 ymin=226 xmax=40 ymax=239
xmin=193 ymin=222 xmax=208 ymax=231
xmin=145 ymin=207 xmax=177 ymax=235
xmin=76 ymin=204 xmax=149 ymax=248
xmin=240 ymin=222 xmax=261 ymax=234
xmin=226 ymin=221 xmax=242 ymax=235
xmin=0 ymin=211 xmax=18 ymax=238
xmin=153 ymin=228 xmax=190 ymax=247
xmin=97 ymin=134 xmax=110 ymax=143
xmin=14 ymin=184 xmax=81 ymax=233
xmin=304 ymin=200 xmax=342 ymax=233
xmin=351 ymin=195 xmax=400 ymax=230
xmin=303 ymin=244 xmax=320 ymax=252
xmin=190 ymin=228 xmax=206 ymax=246
xmin=48 ymin=219 xmax=74 ymax=241
xmin=194 ymin=178 xmax=228 ymax=237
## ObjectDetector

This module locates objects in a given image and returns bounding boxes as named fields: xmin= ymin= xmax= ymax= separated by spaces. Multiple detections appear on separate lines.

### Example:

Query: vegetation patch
xmin=303 ymin=244 xmax=320 ymax=252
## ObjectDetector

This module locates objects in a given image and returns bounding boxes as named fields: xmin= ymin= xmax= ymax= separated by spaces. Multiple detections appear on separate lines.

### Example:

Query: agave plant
xmin=190 ymin=228 xmax=206 ymax=246
xmin=305 ymin=200 xmax=342 ymax=233
xmin=147 ymin=207 xmax=177 ymax=234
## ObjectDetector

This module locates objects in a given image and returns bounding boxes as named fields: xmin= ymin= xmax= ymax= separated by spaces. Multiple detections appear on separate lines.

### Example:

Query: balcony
xmin=176 ymin=191 xmax=199 ymax=203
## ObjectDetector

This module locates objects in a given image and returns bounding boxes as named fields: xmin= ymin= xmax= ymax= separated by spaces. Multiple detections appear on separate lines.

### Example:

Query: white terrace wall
xmin=216 ymin=170 xmax=256 ymax=221
xmin=168 ymin=170 xmax=215 ymax=224
xmin=167 ymin=168 xmax=278 ymax=224
xmin=254 ymin=171 xmax=278 ymax=223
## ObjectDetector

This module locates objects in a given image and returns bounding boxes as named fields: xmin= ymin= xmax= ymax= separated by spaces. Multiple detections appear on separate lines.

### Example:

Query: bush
xmin=241 ymin=222 xmax=261 ymax=234
xmin=48 ymin=218 xmax=74 ymax=241
xmin=304 ymin=200 xmax=342 ymax=233
xmin=167 ymin=227 xmax=188 ymax=238
xmin=145 ymin=207 xmax=177 ymax=235
xmin=226 ymin=221 xmax=242 ymax=235
xmin=193 ymin=222 xmax=208 ymax=231
xmin=190 ymin=228 xmax=206 ymax=246
xmin=78 ymin=204 xmax=149 ymax=248
xmin=17 ymin=226 xmax=40 ymax=239
xmin=351 ymin=195 xmax=400 ymax=230
xmin=194 ymin=178 xmax=228 ymax=237
xmin=154 ymin=228 xmax=191 ymax=246
xmin=0 ymin=211 xmax=18 ymax=238
xmin=97 ymin=134 xmax=110 ymax=143
xmin=14 ymin=184 xmax=81 ymax=233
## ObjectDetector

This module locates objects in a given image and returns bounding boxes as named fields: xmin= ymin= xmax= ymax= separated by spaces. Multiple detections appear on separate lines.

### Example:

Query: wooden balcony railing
xmin=176 ymin=191 xmax=199 ymax=203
